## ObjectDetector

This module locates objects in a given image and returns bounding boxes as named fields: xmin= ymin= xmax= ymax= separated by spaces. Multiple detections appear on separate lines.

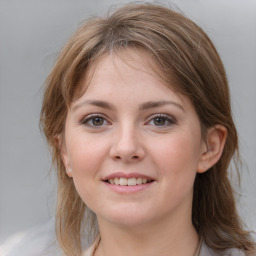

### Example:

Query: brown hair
xmin=40 ymin=3 xmax=255 ymax=256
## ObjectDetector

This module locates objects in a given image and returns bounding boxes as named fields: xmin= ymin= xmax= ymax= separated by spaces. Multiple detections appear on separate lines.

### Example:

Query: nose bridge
xmin=110 ymin=120 xmax=145 ymax=161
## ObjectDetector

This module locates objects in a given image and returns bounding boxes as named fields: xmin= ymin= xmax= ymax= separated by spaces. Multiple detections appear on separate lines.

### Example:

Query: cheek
xmin=150 ymin=133 xmax=202 ymax=181
xmin=68 ymin=139 xmax=105 ymax=175
xmin=65 ymin=135 xmax=111 ymax=204
xmin=67 ymin=139 xmax=106 ymax=206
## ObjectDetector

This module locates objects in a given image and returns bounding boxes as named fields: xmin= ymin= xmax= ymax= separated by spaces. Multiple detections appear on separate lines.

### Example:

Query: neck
xmin=94 ymin=215 xmax=199 ymax=256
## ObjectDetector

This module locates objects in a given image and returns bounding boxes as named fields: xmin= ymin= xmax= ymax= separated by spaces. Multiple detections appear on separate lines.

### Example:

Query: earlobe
xmin=55 ymin=134 xmax=73 ymax=177
xmin=66 ymin=168 xmax=73 ymax=177
xmin=61 ymin=149 xmax=73 ymax=178
xmin=197 ymin=125 xmax=227 ymax=173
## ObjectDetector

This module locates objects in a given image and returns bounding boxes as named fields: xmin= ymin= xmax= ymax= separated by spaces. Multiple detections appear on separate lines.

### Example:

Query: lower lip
xmin=104 ymin=182 xmax=154 ymax=194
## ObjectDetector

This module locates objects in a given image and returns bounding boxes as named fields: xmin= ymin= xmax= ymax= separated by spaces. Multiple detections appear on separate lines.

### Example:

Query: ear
xmin=197 ymin=125 xmax=227 ymax=173
xmin=55 ymin=134 xmax=73 ymax=177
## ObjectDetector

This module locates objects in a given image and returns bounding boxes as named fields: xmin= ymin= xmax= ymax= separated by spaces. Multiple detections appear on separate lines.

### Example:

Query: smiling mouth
xmin=105 ymin=177 xmax=154 ymax=186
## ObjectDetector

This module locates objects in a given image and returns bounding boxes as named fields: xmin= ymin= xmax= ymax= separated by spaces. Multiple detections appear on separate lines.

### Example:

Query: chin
xmin=97 ymin=205 xmax=155 ymax=228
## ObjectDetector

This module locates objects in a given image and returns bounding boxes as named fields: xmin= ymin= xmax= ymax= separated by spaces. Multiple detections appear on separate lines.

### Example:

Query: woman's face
xmin=61 ymin=49 xmax=207 ymax=228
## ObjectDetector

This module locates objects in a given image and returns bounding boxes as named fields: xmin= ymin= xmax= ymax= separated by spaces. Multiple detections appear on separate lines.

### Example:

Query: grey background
xmin=0 ymin=0 xmax=255 ymax=244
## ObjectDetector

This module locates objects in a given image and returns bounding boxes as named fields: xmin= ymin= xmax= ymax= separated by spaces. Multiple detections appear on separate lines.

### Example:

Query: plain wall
xmin=1 ymin=0 xmax=256 ymax=243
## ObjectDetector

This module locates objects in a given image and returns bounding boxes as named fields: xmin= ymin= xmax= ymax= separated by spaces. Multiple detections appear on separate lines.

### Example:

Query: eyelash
xmin=80 ymin=113 xmax=176 ymax=129
xmin=80 ymin=114 xmax=110 ymax=127
xmin=147 ymin=114 xmax=177 ymax=127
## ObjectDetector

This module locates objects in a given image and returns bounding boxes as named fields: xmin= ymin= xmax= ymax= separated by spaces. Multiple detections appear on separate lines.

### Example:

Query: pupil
xmin=93 ymin=117 xmax=103 ymax=126
xmin=154 ymin=117 xmax=165 ymax=126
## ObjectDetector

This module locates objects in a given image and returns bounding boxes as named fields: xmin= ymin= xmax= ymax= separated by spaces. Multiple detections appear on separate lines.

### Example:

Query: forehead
xmin=73 ymin=48 xmax=193 ymax=111
xmin=87 ymin=48 xmax=158 ymax=82
xmin=79 ymin=48 xmax=178 ymax=97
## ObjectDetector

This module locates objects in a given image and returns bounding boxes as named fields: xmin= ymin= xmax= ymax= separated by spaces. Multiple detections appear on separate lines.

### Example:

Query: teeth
xmin=128 ymin=178 xmax=136 ymax=186
xmin=114 ymin=177 xmax=120 ymax=185
xmin=136 ymin=177 xmax=142 ymax=185
xmin=108 ymin=177 xmax=151 ymax=186
xmin=120 ymin=178 xmax=128 ymax=186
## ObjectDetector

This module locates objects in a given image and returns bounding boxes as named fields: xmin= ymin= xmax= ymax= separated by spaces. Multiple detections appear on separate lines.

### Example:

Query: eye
xmin=153 ymin=117 xmax=167 ymax=126
xmin=147 ymin=114 xmax=176 ymax=127
xmin=81 ymin=114 xmax=109 ymax=127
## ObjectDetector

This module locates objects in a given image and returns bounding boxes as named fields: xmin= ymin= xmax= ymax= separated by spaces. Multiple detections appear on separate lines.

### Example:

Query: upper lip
xmin=103 ymin=172 xmax=155 ymax=181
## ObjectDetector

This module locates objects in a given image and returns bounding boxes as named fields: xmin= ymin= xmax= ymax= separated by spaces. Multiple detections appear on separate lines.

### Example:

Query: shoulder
xmin=82 ymin=246 xmax=94 ymax=256
xmin=200 ymin=241 xmax=246 ymax=256
xmin=82 ymin=236 xmax=100 ymax=256
xmin=1 ymin=219 xmax=62 ymax=256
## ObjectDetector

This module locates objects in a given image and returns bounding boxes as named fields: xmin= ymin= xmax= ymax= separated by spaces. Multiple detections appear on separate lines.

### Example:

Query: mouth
xmin=104 ymin=177 xmax=154 ymax=186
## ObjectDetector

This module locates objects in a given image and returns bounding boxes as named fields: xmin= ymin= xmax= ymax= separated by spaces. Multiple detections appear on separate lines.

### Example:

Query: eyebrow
xmin=139 ymin=100 xmax=185 ymax=112
xmin=72 ymin=100 xmax=115 ymax=112
xmin=72 ymin=100 xmax=184 ymax=112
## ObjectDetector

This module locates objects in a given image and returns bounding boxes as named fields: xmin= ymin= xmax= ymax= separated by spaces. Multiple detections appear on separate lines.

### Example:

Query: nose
xmin=109 ymin=124 xmax=146 ymax=163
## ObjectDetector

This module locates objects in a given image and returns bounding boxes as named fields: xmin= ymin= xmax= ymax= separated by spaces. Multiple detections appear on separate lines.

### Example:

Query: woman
xmin=40 ymin=3 xmax=255 ymax=256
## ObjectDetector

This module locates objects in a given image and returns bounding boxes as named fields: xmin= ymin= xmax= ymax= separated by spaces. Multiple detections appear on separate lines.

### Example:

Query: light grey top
xmin=82 ymin=236 xmax=246 ymax=256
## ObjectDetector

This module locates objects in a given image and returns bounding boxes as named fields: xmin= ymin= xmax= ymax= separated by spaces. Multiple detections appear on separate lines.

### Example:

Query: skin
xmin=60 ymin=49 xmax=227 ymax=256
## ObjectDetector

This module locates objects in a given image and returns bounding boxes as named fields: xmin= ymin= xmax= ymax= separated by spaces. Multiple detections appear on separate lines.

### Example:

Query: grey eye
xmin=153 ymin=117 xmax=167 ymax=126
xmin=82 ymin=115 xmax=108 ymax=127
xmin=91 ymin=117 xmax=105 ymax=126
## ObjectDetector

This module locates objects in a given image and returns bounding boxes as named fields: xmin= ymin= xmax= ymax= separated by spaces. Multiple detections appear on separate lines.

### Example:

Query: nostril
xmin=110 ymin=143 xmax=145 ymax=161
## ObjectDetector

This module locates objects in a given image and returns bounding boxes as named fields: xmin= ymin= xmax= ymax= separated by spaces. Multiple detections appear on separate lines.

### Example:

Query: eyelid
xmin=146 ymin=113 xmax=177 ymax=126
xmin=80 ymin=113 xmax=111 ymax=126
